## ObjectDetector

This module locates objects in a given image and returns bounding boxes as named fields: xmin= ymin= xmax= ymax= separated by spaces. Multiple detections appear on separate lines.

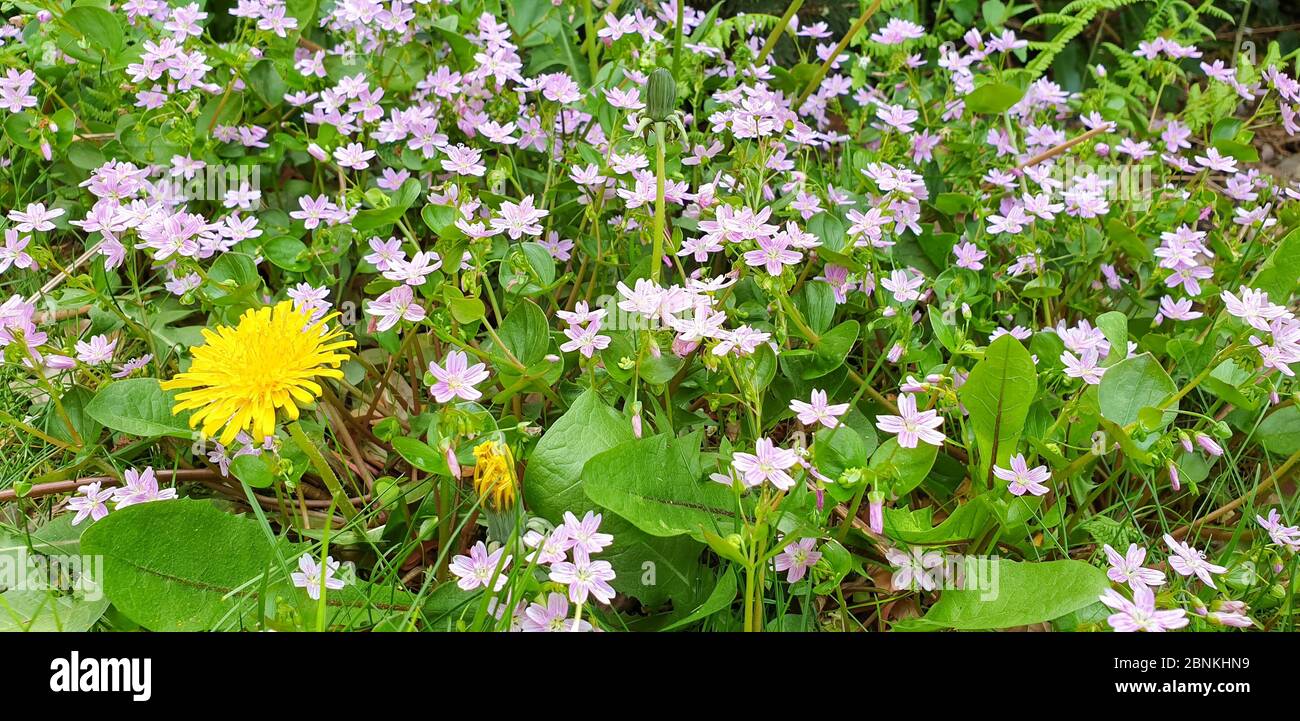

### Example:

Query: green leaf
xmin=86 ymin=378 xmax=193 ymax=439
xmin=81 ymin=499 xmax=420 ymax=630
xmin=392 ymin=436 xmax=452 ymax=475
xmin=780 ymin=320 xmax=859 ymax=380
xmin=1098 ymin=353 xmax=1177 ymax=428
xmin=263 ymin=236 xmax=312 ymax=272
xmin=902 ymin=559 xmax=1109 ymax=630
xmin=1257 ymin=406 xmax=1300 ymax=456
xmin=1095 ymin=311 xmax=1128 ymax=363
xmin=204 ymin=252 xmax=261 ymax=306
xmin=60 ymin=6 xmax=125 ymax=61
xmin=661 ymin=569 xmax=738 ymax=631
xmin=0 ymin=518 xmax=109 ymax=631
xmin=488 ymin=299 xmax=549 ymax=370
xmin=80 ymin=500 xmax=280 ymax=630
xmin=230 ymin=453 xmax=277 ymax=489
xmin=524 ymin=391 xmax=699 ymax=606
xmin=813 ymin=424 xmax=876 ymax=480
xmin=964 ymin=81 xmax=1025 ymax=115
xmin=1250 ymin=226 xmax=1300 ymax=304
xmin=958 ymin=335 xmax=1037 ymax=475
xmin=883 ymin=501 xmax=992 ymax=544
xmin=870 ymin=436 xmax=938 ymax=496
xmin=583 ymin=433 xmax=739 ymax=539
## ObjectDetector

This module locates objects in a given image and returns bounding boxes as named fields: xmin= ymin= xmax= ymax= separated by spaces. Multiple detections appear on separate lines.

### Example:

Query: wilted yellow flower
xmin=161 ymin=301 xmax=355 ymax=445
xmin=472 ymin=440 xmax=517 ymax=511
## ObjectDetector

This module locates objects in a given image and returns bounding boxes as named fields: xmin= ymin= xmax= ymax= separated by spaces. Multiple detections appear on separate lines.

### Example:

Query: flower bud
xmin=645 ymin=68 xmax=677 ymax=122
xmin=868 ymin=490 xmax=885 ymax=535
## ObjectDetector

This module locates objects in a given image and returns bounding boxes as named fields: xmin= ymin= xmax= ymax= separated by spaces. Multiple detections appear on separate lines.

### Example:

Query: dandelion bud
xmin=645 ymin=68 xmax=677 ymax=122
xmin=471 ymin=440 xmax=517 ymax=511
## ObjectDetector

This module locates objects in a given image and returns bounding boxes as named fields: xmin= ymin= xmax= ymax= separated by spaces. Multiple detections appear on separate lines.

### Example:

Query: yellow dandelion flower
xmin=161 ymin=300 xmax=355 ymax=445
xmin=472 ymin=440 xmax=517 ymax=511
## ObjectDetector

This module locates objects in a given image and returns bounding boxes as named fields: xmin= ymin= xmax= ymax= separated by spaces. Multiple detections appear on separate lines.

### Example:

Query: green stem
xmin=288 ymin=420 xmax=359 ymax=521
xmin=756 ymin=0 xmax=803 ymax=66
xmin=671 ymin=0 xmax=684 ymax=77
xmin=795 ymin=0 xmax=883 ymax=109
xmin=652 ymin=120 xmax=667 ymax=283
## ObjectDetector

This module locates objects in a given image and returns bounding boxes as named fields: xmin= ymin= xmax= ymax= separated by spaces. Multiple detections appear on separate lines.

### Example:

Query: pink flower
xmin=773 ymin=538 xmax=822 ymax=583
xmin=449 ymin=541 xmax=511 ymax=592
xmin=874 ymin=393 xmax=945 ymax=448
xmin=0 ymin=229 xmax=36 ymax=274
xmin=1104 ymin=543 xmax=1166 ymax=590
xmin=789 ymin=389 xmax=849 ymax=428
xmin=560 ymin=511 xmax=614 ymax=556
xmin=427 ymin=350 xmax=490 ymax=403
xmin=993 ymin=454 xmax=1051 ymax=496
xmin=111 ymin=466 xmax=177 ymax=508
xmin=521 ymin=592 xmax=592 ymax=632
xmin=1255 ymin=509 xmax=1300 ymax=552
xmin=68 ymin=481 xmax=114 ymax=525
xmin=885 ymin=546 xmax=944 ymax=591
xmin=75 ymin=334 xmax=117 ymax=365
xmin=290 ymin=553 xmax=347 ymax=600
xmin=1061 ymin=348 xmax=1105 ymax=385
xmin=366 ymin=285 xmax=426 ymax=332
xmin=880 ymin=268 xmax=924 ymax=303
xmin=550 ymin=550 xmax=617 ymax=604
xmin=731 ymin=437 xmax=800 ymax=490
xmin=560 ymin=318 xmax=611 ymax=358
xmin=490 ymin=195 xmax=548 ymax=239
xmin=1099 ymin=586 xmax=1187 ymax=632
xmin=1162 ymin=534 xmax=1226 ymax=588
xmin=742 ymin=234 xmax=801 ymax=276
xmin=952 ymin=241 xmax=985 ymax=271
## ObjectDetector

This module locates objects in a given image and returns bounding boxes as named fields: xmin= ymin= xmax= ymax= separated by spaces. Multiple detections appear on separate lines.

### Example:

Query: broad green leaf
xmin=1098 ymin=353 xmax=1177 ymax=428
xmin=81 ymin=499 xmax=421 ymax=631
xmin=0 ymin=517 xmax=109 ymax=631
xmin=86 ymin=378 xmax=194 ymax=439
xmin=230 ymin=453 xmax=276 ymax=489
xmin=901 ymin=559 xmax=1109 ymax=630
xmin=1095 ymin=311 xmax=1127 ymax=363
xmin=583 ymin=433 xmax=739 ymax=539
xmin=964 ymin=81 xmax=1025 ymax=115
xmin=958 ymin=335 xmax=1037 ymax=475
xmin=883 ymin=500 xmax=992 ymax=544
xmin=392 ymin=436 xmax=452 ymax=475
xmin=869 ymin=436 xmax=938 ymax=497
xmin=661 ymin=569 xmax=738 ymax=631
xmin=488 ymin=299 xmax=549 ymax=369
xmin=524 ymin=391 xmax=700 ymax=606
xmin=1257 ymin=406 xmax=1300 ymax=456
xmin=80 ymin=499 xmax=280 ymax=630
